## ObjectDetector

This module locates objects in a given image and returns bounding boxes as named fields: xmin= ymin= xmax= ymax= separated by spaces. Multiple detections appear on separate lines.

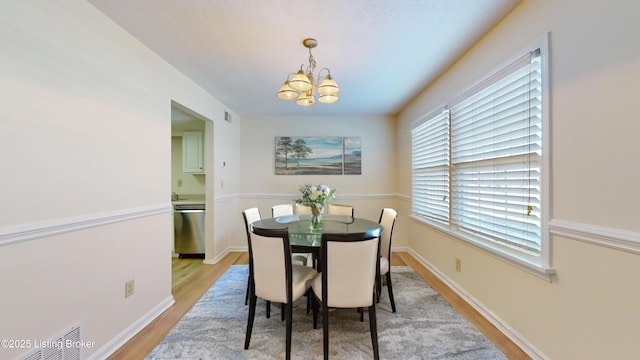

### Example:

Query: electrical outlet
xmin=125 ymin=279 xmax=135 ymax=298
xmin=455 ymin=258 xmax=462 ymax=272
xmin=177 ymin=179 xmax=183 ymax=187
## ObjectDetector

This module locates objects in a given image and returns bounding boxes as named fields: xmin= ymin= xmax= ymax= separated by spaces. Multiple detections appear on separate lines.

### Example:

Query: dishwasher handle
xmin=174 ymin=204 xmax=205 ymax=211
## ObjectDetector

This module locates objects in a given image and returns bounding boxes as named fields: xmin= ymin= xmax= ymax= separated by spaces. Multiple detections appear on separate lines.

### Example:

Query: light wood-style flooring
xmin=107 ymin=252 xmax=530 ymax=359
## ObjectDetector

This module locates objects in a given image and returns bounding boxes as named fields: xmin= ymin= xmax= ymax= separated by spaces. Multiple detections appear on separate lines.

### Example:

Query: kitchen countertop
xmin=172 ymin=194 xmax=205 ymax=206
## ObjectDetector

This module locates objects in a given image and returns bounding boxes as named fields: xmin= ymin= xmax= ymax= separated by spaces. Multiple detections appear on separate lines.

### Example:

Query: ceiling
xmin=88 ymin=0 xmax=521 ymax=118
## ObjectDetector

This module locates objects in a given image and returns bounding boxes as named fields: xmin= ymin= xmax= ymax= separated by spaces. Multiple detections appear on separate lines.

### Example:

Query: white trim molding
xmin=0 ymin=204 xmax=172 ymax=247
xmin=88 ymin=295 xmax=175 ymax=360
xmin=549 ymin=219 xmax=640 ymax=255
xmin=238 ymin=192 xmax=402 ymax=201
xmin=213 ymin=194 xmax=238 ymax=203
xmin=408 ymin=249 xmax=550 ymax=360
xmin=216 ymin=192 xmax=408 ymax=203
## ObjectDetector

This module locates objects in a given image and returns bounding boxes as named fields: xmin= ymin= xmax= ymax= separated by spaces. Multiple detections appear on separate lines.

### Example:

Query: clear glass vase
xmin=310 ymin=208 xmax=323 ymax=230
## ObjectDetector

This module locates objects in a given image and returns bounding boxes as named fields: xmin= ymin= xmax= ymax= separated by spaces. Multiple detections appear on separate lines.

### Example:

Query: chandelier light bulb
xmin=289 ymin=70 xmax=313 ymax=92
xmin=318 ymin=75 xmax=340 ymax=95
xmin=318 ymin=93 xmax=339 ymax=104
xmin=296 ymin=91 xmax=315 ymax=106
xmin=277 ymin=81 xmax=298 ymax=100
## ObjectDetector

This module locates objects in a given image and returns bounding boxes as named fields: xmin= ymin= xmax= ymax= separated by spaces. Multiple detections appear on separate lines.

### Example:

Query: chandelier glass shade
xmin=277 ymin=38 xmax=340 ymax=106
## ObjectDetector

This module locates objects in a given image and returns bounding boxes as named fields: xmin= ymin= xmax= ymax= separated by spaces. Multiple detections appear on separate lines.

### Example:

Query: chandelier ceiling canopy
xmin=277 ymin=38 xmax=340 ymax=107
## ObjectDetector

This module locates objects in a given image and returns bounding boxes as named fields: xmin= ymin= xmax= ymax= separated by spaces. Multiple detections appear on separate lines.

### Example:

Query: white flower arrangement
xmin=295 ymin=184 xmax=336 ymax=213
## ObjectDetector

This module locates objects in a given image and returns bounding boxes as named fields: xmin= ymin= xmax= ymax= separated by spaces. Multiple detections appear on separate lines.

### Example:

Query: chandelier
xmin=277 ymin=38 xmax=340 ymax=106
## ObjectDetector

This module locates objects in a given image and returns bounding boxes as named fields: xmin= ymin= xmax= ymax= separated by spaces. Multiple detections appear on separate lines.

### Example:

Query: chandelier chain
xmin=307 ymin=48 xmax=316 ymax=74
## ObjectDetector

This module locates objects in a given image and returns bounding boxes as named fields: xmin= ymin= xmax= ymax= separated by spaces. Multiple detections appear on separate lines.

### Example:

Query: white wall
xmin=0 ymin=1 xmax=240 ymax=359
xmin=397 ymin=0 xmax=640 ymax=359
xmin=237 ymin=114 xmax=408 ymax=251
xmin=6 ymin=1 xmax=638 ymax=359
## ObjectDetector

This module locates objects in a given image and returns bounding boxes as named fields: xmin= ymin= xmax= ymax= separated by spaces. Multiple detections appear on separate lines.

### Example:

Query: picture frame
xmin=275 ymin=136 xmax=361 ymax=175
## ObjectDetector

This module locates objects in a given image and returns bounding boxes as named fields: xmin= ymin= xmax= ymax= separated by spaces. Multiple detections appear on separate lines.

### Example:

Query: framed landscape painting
xmin=275 ymin=136 xmax=361 ymax=175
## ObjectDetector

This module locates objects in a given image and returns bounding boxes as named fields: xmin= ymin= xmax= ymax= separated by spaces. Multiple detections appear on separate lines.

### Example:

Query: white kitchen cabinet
xmin=182 ymin=131 xmax=204 ymax=173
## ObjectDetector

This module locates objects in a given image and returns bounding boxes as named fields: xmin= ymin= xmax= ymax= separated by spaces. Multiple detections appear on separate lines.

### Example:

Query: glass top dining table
xmin=250 ymin=214 xmax=384 ymax=249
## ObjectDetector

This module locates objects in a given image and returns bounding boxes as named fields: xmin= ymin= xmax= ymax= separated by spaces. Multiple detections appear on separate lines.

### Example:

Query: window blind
xmin=411 ymin=109 xmax=450 ymax=222
xmin=450 ymin=50 xmax=542 ymax=251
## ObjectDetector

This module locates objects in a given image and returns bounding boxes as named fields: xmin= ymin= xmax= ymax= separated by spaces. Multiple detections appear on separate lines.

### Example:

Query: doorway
xmin=170 ymin=102 xmax=214 ymax=286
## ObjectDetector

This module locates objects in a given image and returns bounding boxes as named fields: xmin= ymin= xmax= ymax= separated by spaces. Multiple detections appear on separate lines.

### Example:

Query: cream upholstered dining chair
xmin=311 ymin=233 xmax=381 ymax=360
xmin=244 ymin=230 xmax=317 ymax=360
xmin=377 ymin=208 xmax=398 ymax=312
xmin=327 ymin=204 xmax=354 ymax=217
xmin=243 ymin=208 xmax=278 ymax=317
xmin=273 ymin=203 xmax=311 ymax=267
xmin=294 ymin=203 xmax=312 ymax=214
xmin=272 ymin=203 xmax=294 ymax=218
xmin=242 ymin=208 xmax=261 ymax=306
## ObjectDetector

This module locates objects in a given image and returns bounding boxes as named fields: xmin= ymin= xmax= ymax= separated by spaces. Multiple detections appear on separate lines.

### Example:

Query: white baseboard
xmin=227 ymin=246 xmax=248 ymax=253
xmin=88 ymin=295 xmax=175 ymax=360
xmin=204 ymin=248 xmax=228 ymax=264
xmin=407 ymin=248 xmax=549 ymax=360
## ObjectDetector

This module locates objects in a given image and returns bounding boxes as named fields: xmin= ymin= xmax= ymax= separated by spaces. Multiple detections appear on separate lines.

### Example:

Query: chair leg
xmin=245 ymin=274 xmax=250 ymax=305
xmin=285 ymin=302 xmax=293 ymax=360
xmin=266 ymin=300 xmax=271 ymax=318
xmin=244 ymin=293 xmax=256 ymax=349
xmin=322 ymin=302 xmax=329 ymax=360
xmin=368 ymin=304 xmax=380 ymax=360
xmin=281 ymin=303 xmax=285 ymax=321
xmin=386 ymin=272 xmax=396 ymax=313
xmin=312 ymin=294 xmax=319 ymax=329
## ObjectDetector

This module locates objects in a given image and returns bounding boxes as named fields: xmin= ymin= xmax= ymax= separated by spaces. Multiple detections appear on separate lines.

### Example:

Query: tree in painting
xmin=275 ymin=137 xmax=294 ymax=168
xmin=292 ymin=138 xmax=312 ymax=166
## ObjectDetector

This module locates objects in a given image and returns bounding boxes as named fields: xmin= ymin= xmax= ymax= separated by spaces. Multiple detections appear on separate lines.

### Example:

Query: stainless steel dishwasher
xmin=173 ymin=203 xmax=205 ymax=258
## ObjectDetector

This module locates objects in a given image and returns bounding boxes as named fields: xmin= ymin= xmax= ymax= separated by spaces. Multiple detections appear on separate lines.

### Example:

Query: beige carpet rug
xmin=146 ymin=265 xmax=506 ymax=359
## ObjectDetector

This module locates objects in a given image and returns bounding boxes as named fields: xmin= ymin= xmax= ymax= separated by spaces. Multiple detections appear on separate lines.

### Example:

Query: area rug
xmin=146 ymin=265 xmax=505 ymax=359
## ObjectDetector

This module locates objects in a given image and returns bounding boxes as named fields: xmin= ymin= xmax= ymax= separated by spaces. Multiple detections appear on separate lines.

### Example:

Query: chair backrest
xmin=272 ymin=203 xmax=294 ymax=217
xmin=320 ymin=233 xmax=380 ymax=308
xmin=249 ymin=231 xmax=291 ymax=304
xmin=243 ymin=207 xmax=261 ymax=238
xmin=378 ymin=208 xmax=398 ymax=260
xmin=294 ymin=203 xmax=312 ymax=214
xmin=327 ymin=204 xmax=354 ymax=217
xmin=242 ymin=208 xmax=261 ymax=281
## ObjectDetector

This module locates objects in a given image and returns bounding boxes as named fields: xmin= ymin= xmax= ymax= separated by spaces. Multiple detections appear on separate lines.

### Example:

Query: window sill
xmin=410 ymin=214 xmax=555 ymax=282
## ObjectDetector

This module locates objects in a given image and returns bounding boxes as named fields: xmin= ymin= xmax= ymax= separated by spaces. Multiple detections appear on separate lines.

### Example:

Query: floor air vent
xmin=20 ymin=325 xmax=82 ymax=360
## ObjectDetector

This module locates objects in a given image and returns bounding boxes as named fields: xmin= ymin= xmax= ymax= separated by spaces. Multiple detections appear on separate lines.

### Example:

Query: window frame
xmin=410 ymin=33 xmax=553 ymax=280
